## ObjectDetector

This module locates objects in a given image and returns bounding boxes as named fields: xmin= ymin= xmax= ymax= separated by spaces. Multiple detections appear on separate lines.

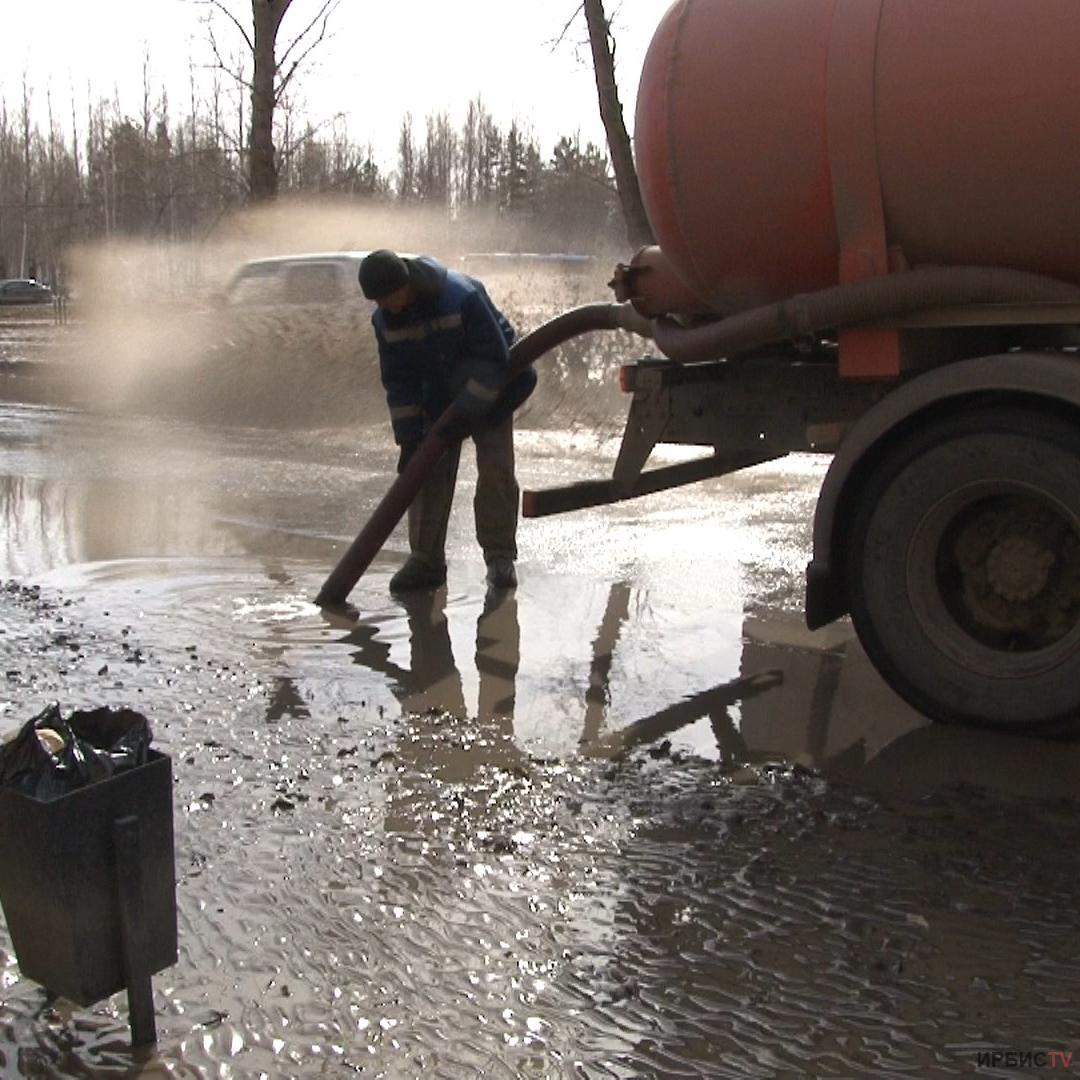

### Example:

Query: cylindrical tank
xmin=636 ymin=0 xmax=1080 ymax=316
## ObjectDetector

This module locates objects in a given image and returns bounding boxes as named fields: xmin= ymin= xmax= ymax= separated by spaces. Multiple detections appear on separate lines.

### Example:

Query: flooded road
xmin=1 ymin=315 xmax=1080 ymax=1078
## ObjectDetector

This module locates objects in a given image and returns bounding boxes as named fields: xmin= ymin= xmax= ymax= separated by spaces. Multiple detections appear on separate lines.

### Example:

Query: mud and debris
xmin=0 ymin=259 xmax=1079 ymax=1076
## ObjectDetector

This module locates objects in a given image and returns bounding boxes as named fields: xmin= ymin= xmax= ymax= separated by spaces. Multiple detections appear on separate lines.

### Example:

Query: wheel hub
xmin=984 ymin=534 xmax=1055 ymax=602
xmin=943 ymin=492 xmax=1080 ymax=650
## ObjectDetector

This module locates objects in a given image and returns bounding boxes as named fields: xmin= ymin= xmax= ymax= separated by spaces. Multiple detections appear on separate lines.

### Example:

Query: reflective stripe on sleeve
xmin=464 ymin=378 xmax=500 ymax=403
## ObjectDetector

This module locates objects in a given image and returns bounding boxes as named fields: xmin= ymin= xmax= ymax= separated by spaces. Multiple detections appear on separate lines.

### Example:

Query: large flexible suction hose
xmin=652 ymin=265 xmax=1080 ymax=363
xmin=315 ymin=302 xmax=652 ymax=607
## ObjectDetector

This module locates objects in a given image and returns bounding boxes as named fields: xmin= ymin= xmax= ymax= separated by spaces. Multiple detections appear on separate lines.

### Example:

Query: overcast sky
xmin=1 ymin=0 xmax=673 ymax=170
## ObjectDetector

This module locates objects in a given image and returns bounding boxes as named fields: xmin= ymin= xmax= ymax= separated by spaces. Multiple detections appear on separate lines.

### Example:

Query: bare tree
xmin=418 ymin=112 xmax=456 ymax=206
xmin=576 ymin=0 xmax=654 ymax=248
xmin=197 ymin=0 xmax=340 ymax=201
xmin=19 ymin=78 xmax=34 ymax=274
xmin=397 ymin=113 xmax=416 ymax=201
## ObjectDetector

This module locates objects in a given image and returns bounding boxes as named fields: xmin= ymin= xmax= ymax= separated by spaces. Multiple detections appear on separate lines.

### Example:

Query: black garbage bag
xmin=0 ymin=704 xmax=152 ymax=801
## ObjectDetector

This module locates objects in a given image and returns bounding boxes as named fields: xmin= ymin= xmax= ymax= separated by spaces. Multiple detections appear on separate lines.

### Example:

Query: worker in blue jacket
xmin=359 ymin=250 xmax=537 ymax=593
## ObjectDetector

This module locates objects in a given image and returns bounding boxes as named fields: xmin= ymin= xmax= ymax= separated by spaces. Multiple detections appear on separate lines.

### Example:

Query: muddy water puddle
xmin=1 ymin=387 xmax=1080 ymax=1074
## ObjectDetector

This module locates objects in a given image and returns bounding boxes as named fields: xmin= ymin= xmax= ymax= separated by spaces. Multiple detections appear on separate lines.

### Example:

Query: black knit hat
xmin=359 ymin=249 xmax=410 ymax=300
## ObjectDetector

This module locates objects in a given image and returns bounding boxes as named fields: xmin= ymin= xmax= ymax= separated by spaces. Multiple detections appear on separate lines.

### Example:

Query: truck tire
xmin=846 ymin=406 xmax=1080 ymax=735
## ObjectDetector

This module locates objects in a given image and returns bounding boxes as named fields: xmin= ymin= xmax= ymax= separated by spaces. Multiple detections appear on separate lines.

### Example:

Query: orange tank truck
xmin=521 ymin=0 xmax=1080 ymax=735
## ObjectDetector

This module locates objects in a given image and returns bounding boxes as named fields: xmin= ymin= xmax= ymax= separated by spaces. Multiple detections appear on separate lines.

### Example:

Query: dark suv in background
xmin=0 ymin=279 xmax=54 ymax=306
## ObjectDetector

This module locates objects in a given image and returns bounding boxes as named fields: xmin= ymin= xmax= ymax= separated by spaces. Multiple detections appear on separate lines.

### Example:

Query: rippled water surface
xmin=1 ymin=317 xmax=1079 ymax=1078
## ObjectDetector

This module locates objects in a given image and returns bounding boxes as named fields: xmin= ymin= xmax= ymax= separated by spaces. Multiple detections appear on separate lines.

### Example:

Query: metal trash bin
xmin=0 ymin=748 xmax=177 ymax=1042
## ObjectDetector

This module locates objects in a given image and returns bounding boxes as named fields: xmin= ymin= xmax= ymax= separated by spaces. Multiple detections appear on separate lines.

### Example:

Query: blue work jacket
xmin=372 ymin=257 xmax=535 ymax=446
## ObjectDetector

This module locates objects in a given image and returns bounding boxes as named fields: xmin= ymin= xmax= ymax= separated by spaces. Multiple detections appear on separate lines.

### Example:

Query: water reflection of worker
xmin=342 ymin=588 xmax=521 ymax=757
xmin=475 ymin=589 xmax=520 ymax=723
xmin=341 ymin=591 xmax=463 ymax=717
xmin=342 ymin=590 xmax=522 ymax=836
xmin=358 ymin=250 xmax=536 ymax=594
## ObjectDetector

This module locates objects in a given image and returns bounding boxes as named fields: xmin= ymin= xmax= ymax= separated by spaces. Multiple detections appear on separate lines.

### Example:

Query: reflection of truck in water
xmin=523 ymin=0 xmax=1080 ymax=736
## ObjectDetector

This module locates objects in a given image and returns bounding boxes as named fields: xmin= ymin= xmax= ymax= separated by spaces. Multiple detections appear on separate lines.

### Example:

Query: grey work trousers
xmin=407 ymin=413 xmax=520 ymax=567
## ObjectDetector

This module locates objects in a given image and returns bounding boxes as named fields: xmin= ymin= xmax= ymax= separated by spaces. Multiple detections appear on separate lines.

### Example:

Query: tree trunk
xmin=582 ymin=0 xmax=655 ymax=249
xmin=249 ymin=0 xmax=291 ymax=201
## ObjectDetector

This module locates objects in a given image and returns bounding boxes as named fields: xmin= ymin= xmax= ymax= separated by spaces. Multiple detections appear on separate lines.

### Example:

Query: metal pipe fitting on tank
xmin=609 ymin=246 xmax=716 ymax=320
xmin=651 ymin=265 xmax=1080 ymax=365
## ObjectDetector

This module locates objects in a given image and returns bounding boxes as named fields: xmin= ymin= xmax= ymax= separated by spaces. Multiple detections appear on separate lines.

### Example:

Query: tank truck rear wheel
xmin=846 ymin=407 xmax=1080 ymax=735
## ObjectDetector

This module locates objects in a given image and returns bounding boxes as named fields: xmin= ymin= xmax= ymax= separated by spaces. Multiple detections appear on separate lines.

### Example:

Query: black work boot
xmin=390 ymin=555 xmax=447 ymax=593
xmin=485 ymin=555 xmax=518 ymax=590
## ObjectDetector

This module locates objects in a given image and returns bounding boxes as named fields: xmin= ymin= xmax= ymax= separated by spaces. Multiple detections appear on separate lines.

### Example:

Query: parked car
xmin=221 ymin=252 xmax=374 ymax=307
xmin=0 ymin=279 xmax=54 ymax=305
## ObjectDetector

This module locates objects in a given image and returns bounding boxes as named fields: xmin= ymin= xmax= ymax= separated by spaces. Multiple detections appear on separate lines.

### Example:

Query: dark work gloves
xmin=397 ymin=441 xmax=420 ymax=473
xmin=485 ymin=366 xmax=538 ymax=428
xmin=436 ymin=370 xmax=539 ymax=444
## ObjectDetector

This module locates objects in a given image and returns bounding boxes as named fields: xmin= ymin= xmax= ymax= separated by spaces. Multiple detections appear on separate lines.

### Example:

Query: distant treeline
xmin=0 ymin=88 xmax=621 ymax=287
